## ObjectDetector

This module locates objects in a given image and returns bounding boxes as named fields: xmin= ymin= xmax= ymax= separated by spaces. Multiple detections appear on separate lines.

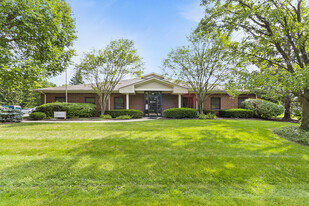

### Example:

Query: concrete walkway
xmin=22 ymin=117 xmax=158 ymax=123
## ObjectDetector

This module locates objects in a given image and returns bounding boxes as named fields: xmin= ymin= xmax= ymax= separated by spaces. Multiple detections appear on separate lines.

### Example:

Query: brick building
xmin=35 ymin=73 xmax=256 ymax=116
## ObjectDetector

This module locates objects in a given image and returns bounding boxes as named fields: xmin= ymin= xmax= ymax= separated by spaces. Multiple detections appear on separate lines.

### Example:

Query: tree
xmin=70 ymin=68 xmax=84 ymax=85
xmin=227 ymin=68 xmax=294 ymax=119
xmin=0 ymin=0 xmax=76 ymax=89
xmin=163 ymin=32 xmax=232 ymax=114
xmin=0 ymin=80 xmax=56 ymax=108
xmin=78 ymin=39 xmax=144 ymax=115
xmin=199 ymin=0 xmax=309 ymax=129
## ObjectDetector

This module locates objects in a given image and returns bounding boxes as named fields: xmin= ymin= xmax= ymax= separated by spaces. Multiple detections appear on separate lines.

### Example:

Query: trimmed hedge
xmin=219 ymin=109 xmax=253 ymax=118
xmin=106 ymin=109 xmax=143 ymax=118
xmin=36 ymin=103 xmax=96 ymax=118
xmin=241 ymin=99 xmax=284 ymax=119
xmin=30 ymin=112 xmax=47 ymax=120
xmin=203 ymin=110 xmax=215 ymax=115
xmin=115 ymin=115 xmax=132 ymax=120
xmin=163 ymin=108 xmax=198 ymax=119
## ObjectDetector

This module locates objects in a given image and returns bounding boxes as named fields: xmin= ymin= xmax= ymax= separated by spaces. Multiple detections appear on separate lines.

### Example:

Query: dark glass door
xmin=144 ymin=92 xmax=162 ymax=117
xmin=148 ymin=95 xmax=158 ymax=116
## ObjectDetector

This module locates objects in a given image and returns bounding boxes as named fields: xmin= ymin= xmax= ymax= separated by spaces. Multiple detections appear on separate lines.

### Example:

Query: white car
xmin=21 ymin=108 xmax=33 ymax=114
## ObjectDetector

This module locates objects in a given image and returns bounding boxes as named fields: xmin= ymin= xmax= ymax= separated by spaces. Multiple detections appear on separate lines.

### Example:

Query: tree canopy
xmin=78 ymin=39 xmax=144 ymax=115
xmin=198 ymin=0 xmax=309 ymax=128
xmin=0 ymin=0 xmax=76 ymax=89
xmin=163 ymin=32 xmax=232 ymax=114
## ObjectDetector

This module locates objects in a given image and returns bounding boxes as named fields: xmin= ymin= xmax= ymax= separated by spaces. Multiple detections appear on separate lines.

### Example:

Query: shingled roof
xmin=34 ymin=73 xmax=229 ymax=93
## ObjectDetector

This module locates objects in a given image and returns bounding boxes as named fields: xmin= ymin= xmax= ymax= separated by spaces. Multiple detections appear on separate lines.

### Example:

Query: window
xmin=238 ymin=97 xmax=248 ymax=108
xmin=85 ymin=97 xmax=95 ymax=104
xmin=114 ymin=97 xmax=124 ymax=109
xmin=183 ymin=97 xmax=194 ymax=108
xmin=55 ymin=97 xmax=66 ymax=102
xmin=211 ymin=97 xmax=221 ymax=110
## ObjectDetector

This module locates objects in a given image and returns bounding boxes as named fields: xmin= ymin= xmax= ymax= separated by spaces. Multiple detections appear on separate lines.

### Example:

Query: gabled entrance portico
xmin=118 ymin=73 xmax=189 ymax=117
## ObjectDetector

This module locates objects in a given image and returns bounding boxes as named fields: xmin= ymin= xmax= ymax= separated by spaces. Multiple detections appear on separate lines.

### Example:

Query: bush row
xmin=219 ymin=109 xmax=253 ymax=118
xmin=163 ymin=108 xmax=199 ymax=119
xmin=35 ymin=102 xmax=96 ymax=118
xmin=105 ymin=109 xmax=143 ymax=118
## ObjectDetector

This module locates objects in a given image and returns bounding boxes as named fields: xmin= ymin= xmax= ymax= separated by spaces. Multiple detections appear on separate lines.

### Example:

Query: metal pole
xmin=65 ymin=69 xmax=68 ymax=103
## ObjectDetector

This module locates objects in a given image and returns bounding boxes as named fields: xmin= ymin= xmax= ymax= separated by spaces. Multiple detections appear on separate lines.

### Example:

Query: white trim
xmin=178 ymin=94 xmax=181 ymax=108
xmin=108 ymin=96 xmax=111 ymax=111
xmin=126 ymin=94 xmax=129 ymax=109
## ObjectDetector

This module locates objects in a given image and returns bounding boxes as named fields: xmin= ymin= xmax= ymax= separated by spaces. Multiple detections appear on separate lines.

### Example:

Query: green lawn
xmin=0 ymin=120 xmax=308 ymax=205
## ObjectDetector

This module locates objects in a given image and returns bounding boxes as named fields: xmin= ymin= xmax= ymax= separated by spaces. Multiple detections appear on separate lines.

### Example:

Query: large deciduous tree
xmin=163 ymin=33 xmax=232 ymax=114
xmin=0 ymin=0 xmax=76 ymax=89
xmin=78 ymin=39 xmax=144 ymax=115
xmin=0 ymin=80 xmax=56 ymax=108
xmin=199 ymin=0 xmax=309 ymax=128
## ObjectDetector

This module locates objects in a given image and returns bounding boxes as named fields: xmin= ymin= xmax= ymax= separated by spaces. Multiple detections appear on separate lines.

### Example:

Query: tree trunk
xmin=99 ymin=94 xmax=104 ymax=115
xmin=198 ymin=99 xmax=204 ymax=114
xmin=283 ymin=97 xmax=291 ymax=119
xmin=301 ymin=89 xmax=309 ymax=129
xmin=101 ymin=94 xmax=109 ymax=115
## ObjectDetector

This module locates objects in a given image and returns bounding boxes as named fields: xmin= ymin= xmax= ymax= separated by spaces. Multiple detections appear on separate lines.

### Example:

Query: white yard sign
xmin=54 ymin=111 xmax=66 ymax=119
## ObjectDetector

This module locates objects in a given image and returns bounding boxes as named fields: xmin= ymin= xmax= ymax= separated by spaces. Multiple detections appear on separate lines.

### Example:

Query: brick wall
xmin=162 ymin=93 xmax=178 ymax=111
xmin=42 ymin=93 xmax=256 ymax=114
xmin=203 ymin=94 xmax=257 ymax=112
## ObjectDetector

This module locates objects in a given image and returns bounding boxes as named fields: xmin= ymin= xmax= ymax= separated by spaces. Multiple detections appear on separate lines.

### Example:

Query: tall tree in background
xmin=70 ymin=68 xmax=84 ymax=85
xmin=227 ymin=68 xmax=294 ymax=119
xmin=199 ymin=0 xmax=309 ymax=128
xmin=78 ymin=39 xmax=144 ymax=115
xmin=163 ymin=32 xmax=233 ymax=114
xmin=0 ymin=80 xmax=56 ymax=108
xmin=0 ymin=0 xmax=76 ymax=89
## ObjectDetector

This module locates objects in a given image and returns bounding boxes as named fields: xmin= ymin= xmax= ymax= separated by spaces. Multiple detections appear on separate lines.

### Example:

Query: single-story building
xmin=35 ymin=73 xmax=256 ymax=116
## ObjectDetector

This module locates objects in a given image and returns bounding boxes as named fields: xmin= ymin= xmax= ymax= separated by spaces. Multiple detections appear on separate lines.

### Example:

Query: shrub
xmin=106 ymin=109 xmax=143 ymax=118
xmin=276 ymin=126 xmax=309 ymax=146
xmin=163 ymin=108 xmax=198 ymax=119
xmin=219 ymin=109 xmax=254 ymax=118
xmin=0 ymin=106 xmax=23 ymax=122
xmin=241 ymin=99 xmax=284 ymax=119
xmin=115 ymin=115 xmax=132 ymax=120
xmin=198 ymin=113 xmax=216 ymax=119
xmin=30 ymin=112 xmax=47 ymax=120
xmin=36 ymin=103 xmax=96 ymax=118
xmin=100 ymin=114 xmax=112 ymax=119
xmin=203 ymin=110 xmax=215 ymax=115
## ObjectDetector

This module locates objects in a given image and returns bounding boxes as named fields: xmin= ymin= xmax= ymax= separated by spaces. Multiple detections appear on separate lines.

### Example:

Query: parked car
xmin=21 ymin=108 xmax=33 ymax=114
xmin=2 ymin=105 xmax=22 ymax=110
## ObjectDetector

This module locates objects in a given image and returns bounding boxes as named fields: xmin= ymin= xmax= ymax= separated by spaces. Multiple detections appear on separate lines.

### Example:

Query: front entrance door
xmin=144 ymin=92 xmax=162 ymax=117
xmin=148 ymin=95 xmax=158 ymax=116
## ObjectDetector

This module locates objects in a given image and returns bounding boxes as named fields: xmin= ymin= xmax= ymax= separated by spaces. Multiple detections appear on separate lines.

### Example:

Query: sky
xmin=49 ymin=0 xmax=205 ymax=86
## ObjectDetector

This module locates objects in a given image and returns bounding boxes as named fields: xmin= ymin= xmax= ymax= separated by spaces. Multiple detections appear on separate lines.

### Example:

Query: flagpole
xmin=65 ymin=69 xmax=68 ymax=103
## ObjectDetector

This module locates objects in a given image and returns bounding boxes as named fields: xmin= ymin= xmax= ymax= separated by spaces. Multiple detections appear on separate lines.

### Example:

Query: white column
xmin=108 ymin=96 xmax=111 ymax=111
xmin=178 ymin=94 xmax=181 ymax=108
xmin=126 ymin=93 xmax=129 ymax=109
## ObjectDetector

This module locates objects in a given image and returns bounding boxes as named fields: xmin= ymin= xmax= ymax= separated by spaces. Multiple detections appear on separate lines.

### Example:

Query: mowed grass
xmin=0 ymin=120 xmax=308 ymax=205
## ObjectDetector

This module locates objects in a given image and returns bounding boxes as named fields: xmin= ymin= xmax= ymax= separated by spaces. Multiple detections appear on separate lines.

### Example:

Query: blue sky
xmin=49 ymin=0 xmax=204 ymax=85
